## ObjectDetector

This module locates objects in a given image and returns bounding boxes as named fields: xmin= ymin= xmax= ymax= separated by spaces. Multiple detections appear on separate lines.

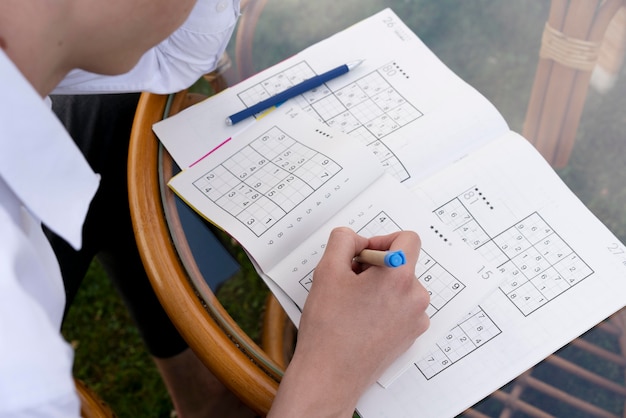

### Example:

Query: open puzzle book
xmin=154 ymin=8 xmax=626 ymax=418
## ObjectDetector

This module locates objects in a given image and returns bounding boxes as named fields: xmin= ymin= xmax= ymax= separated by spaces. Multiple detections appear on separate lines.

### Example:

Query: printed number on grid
xmin=237 ymin=61 xmax=424 ymax=182
xmin=435 ymin=186 xmax=594 ymax=316
xmin=298 ymin=211 xmax=466 ymax=317
xmin=192 ymin=126 xmax=342 ymax=237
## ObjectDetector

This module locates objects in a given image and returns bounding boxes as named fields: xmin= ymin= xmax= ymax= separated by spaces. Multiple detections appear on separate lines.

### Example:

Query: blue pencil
xmin=225 ymin=59 xmax=364 ymax=126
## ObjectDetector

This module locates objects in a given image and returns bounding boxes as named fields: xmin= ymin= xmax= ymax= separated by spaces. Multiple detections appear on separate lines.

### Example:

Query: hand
xmin=268 ymin=227 xmax=430 ymax=417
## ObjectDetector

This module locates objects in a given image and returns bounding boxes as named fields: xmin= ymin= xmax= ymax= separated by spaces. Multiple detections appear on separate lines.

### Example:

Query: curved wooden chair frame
xmin=128 ymin=1 xmax=626 ymax=416
xmin=76 ymin=379 xmax=116 ymax=418
xmin=128 ymin=84 xmax=286 ymax=416
xmin=127 ymin=1 xmax=291 ymax=415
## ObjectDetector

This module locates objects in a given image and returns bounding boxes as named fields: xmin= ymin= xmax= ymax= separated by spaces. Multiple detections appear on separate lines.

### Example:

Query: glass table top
xmin=154 ymin=1 xmax=626 ymax=416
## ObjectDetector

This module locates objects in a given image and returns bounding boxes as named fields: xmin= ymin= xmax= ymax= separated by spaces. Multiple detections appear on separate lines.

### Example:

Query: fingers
xmin=322 ymin=227 xmax=421 ymax=264
xmin=317 ymin=227 xmax=423 ymax=279
xmin=296 ymin=226 xmax=431 ymax=393
xmin=324 ymin=226 xmax=369 ymax=260
xmin=314 ymin=227 xmax=368 ymax=279
xmin=366 ymin=230 xmax=421 ymax=268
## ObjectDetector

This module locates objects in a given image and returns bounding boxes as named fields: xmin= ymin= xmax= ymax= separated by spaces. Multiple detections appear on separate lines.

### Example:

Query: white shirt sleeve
xmin=53 ymin=0 xmax=240 ymax=95
xmin=0 ymin=201 xmax=80 ymax=417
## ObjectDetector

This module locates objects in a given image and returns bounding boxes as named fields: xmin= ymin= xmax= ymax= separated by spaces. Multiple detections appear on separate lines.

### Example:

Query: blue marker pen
xmin=354 ymin=249 xmax=406 ymax=268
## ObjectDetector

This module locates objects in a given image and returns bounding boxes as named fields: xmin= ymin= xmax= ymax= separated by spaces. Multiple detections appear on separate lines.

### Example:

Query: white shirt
xmin=0 ymin=1 xmax=239 ymax=416
xmin=55 ymin=0 xmax=240 ymax=95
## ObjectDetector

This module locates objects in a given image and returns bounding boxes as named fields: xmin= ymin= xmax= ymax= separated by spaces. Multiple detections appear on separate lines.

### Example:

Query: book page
xmin=169 ymin=111 xmax=506 ymax=385
xmin=354 ymin=131 xmax=626 ymax=417
xmin=152 ymin=8 xmax=626 ymax=415
xmin=168 ymin=111 xmax=383 ymax=272
xmin=263 ymin=173 xmax=502 ymax=384
xmin=154 ymin=8 xmax=508 ymax=185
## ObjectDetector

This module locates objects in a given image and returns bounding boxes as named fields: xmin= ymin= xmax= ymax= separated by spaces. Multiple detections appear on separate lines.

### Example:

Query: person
xmin=1 ymin=1 xmax=254 ymax=416
xmin=267 ymin=227 xmax=430 ymax=417
xmin=0 ymin=0 xmax=431 ymax=417
xmin=46 ymin=92 xmax=248 ymax=417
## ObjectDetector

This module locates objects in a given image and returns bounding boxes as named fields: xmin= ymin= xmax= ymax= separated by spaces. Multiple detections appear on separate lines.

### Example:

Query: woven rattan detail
xmin=540 ymin=22 xmax=600 ymax=71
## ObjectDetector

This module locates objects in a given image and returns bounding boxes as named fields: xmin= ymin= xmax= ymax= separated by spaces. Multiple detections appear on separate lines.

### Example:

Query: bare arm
xmin=268 ymin=227 xmax=430 ymax=417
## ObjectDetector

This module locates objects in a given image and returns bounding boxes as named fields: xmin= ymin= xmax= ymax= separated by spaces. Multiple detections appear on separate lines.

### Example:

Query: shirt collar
xmin=0 ymin=50 xmax=100 ymax=249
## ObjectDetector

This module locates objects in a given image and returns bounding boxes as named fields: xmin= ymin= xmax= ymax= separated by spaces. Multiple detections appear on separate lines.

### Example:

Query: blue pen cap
xmin=384 ymin=250 xmax=406 ymax=267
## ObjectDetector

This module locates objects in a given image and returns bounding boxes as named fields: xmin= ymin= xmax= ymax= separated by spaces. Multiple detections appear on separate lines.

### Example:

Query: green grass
xmin=62 ymin=261 xmax=174 ymax=417
xmin=61 ymin=229 xmax=270 ymax=416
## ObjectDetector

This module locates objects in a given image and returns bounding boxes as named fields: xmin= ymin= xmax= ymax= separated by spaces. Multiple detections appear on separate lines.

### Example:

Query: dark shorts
xmin=47 ymin=93 xmax=187 ymax=358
